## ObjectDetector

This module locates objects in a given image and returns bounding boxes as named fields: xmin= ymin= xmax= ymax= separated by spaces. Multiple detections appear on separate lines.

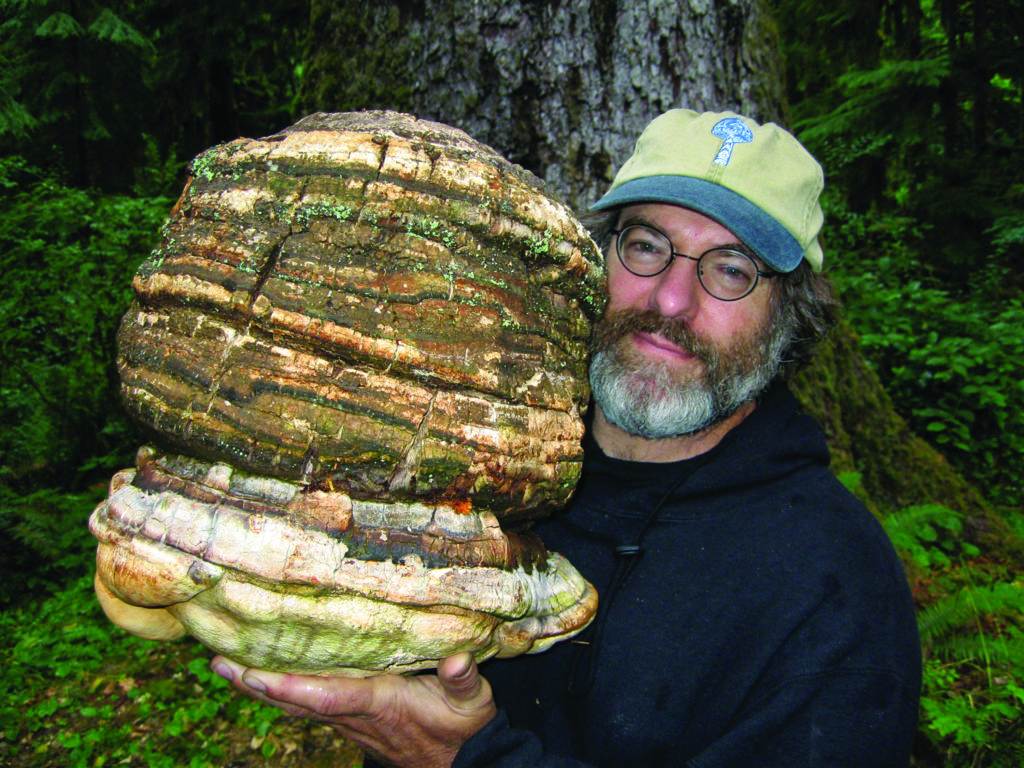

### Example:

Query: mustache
xmin=591 ymin=309 xmax=718 ymax=363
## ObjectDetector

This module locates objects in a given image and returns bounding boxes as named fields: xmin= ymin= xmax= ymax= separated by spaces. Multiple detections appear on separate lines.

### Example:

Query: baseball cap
xmin=591 ymin=109 xmax=825 ymax=273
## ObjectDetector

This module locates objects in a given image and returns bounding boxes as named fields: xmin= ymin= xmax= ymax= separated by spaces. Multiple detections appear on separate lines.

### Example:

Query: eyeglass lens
xmin=617 ymin=225 xmax=759 ymax=301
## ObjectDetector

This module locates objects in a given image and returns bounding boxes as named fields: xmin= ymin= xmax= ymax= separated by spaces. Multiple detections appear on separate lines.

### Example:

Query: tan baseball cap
xmin=591 ymin=109 xmax=825 ymax=272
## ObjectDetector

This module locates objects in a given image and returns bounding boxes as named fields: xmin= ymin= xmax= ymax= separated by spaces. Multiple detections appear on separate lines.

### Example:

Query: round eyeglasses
xmin=611 ymin=224 xmax=777 ymax=301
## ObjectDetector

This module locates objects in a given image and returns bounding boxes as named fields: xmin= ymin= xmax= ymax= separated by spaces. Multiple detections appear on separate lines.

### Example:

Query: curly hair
xmin=580 ymin=208 xmax=838 ymax=377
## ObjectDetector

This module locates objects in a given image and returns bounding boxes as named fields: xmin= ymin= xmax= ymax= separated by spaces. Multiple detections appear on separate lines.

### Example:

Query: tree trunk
xmin=301 ymin=0 xmax=786 ymax=210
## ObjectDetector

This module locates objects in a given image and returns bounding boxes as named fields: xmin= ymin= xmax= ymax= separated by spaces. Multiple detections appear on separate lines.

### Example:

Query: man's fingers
xmin=211 ymin=656 xmax=377 ymax=717
xmin=248 ymin=670 xmax=379 ymax=717
xmin=213 ymin=657 xmax=315 ymax=718
xmin=211 ymin=655 xmax=242 ymax=683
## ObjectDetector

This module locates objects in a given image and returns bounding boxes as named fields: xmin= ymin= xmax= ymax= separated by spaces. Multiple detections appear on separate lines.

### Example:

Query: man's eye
xmin=721 ymin=263 xmax=750 ymax=279
xmin=623 ymin=234 xmax=667 ymax=256
xmin=721 ymin=265 xmax=745 ymax=279
xmin=629 ymin=241 xmax=664 ymax=258
xmin=628 ymin=246 xmax=666 ymax=266
xmin=703 ymin=250 xmax=757 ymax=287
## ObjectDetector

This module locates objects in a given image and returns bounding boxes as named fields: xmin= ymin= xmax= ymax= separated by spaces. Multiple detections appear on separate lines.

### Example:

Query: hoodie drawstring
xmin=567 ymin=458 xmax=706 ymax=697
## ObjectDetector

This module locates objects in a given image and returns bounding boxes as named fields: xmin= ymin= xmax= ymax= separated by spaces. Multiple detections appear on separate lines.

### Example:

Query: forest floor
xmin=1 ymin=569 xmax=364 ymax=768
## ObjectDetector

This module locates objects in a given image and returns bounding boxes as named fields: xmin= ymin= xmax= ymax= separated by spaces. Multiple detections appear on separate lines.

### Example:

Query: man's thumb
xmin=438 ymin=652 xmax=488 ymax=706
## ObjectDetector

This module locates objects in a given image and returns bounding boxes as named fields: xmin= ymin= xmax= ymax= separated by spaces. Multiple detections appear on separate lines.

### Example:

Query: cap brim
xmin=590 ymin=175 xmax=805 ymax=273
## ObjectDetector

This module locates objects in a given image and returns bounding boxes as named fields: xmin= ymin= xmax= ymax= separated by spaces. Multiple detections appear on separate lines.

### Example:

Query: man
xmin=211 ymin=109 xmax=922 ymax=767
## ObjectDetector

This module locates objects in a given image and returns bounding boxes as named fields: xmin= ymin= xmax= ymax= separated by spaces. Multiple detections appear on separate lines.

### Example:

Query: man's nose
xmin=648 ymin=256 xmax=702 ymax=319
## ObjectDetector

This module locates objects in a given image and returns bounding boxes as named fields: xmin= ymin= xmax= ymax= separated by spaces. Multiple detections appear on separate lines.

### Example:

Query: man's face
xmin=589 ymin=203 xmax=786 ymax=439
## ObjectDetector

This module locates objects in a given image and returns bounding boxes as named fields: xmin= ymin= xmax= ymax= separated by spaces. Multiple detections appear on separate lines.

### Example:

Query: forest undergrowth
xmin=0 ymin=514 xmax=362 ymax=768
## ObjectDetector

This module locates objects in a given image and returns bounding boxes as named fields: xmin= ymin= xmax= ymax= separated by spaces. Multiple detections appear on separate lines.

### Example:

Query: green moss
xmin=190 ymin=148 xmax=220 ymax=182
xmin=403 ymin=215 xmax=460 ymax=251
xmin=415 ymin=455 xmax=469 ymax=491
xmin=526 ymin=229 xmax=552 ymax=259
xmin=294 ymin=201 xmax=354 ymax=228
xmin=263 ymin=170 xmax=302 ymax=198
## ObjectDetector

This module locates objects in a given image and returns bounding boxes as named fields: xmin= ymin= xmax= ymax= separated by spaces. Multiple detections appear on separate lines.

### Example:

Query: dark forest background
xmin=1 ymin=1 xmax=1022 ymax=766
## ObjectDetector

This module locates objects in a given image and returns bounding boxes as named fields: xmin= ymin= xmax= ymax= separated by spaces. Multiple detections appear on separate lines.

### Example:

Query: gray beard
xmin=588 ymin=316 xmax=790 ymax=440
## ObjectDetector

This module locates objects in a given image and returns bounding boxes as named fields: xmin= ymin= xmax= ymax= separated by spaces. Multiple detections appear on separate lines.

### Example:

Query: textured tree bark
xmin=301 ymin=0 xmax=786 ymax=209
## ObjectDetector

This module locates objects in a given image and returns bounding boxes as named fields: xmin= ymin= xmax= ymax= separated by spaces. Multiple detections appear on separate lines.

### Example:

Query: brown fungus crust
xmin=119 ymin=110 xmax=604 ymax=519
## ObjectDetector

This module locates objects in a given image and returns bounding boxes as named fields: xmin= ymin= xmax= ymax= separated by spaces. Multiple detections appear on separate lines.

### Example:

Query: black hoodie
xmin=453 ymin=381 xmax=921 ymax=768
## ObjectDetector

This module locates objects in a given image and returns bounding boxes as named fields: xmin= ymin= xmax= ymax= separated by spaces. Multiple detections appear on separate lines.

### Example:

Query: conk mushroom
xmin=89 ymin=111 xmax=602 ymax=676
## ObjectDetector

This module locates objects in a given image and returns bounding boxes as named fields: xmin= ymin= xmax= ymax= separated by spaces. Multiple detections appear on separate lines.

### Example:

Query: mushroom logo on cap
xmin=711 ymin=117 xmax=753 ymax=166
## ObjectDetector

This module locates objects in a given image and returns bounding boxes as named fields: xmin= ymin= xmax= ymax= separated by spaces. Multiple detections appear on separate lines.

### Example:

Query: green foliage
xmin=0 ymin=157 xmax=169 ymax=605
xmin=824 ymin=198 xmax=1024 ymax=505
xmin=0 ymin=157 xmax=169 ymax=489
xmin=918 ymin=584 xmax=1024 ymax=660
xmin=989 ymin=182 xmax=1024 ymax=259
xmin=0 ymin=562 xmax=346 ymax=768
xmin=0 ymin=1 xmax=157 ymax=186
xmin=135 ymin=0 xmax=309 ymax=171
xmin=1 ymin=0 xmax=307 ymax=192
xmin=882 ymin=502 xmax=1024 ymax=766
xmin=775 ymin=0 xmax=1024 ymax=507
xmin=34 ymin=12 xmax=86 ymax=40
xmin=0 ymin=484 xmax=101 ymax=607
xmin=920 ymin=659 xmax=1024 ymax=767
xmin=834 ymin=470 xmax=863 ymax=495
xmin=797 ymin=54 xmax=951 ymax=166
xmin=882 ymin=504 xmax=980 ymax=570
xmin=918 ymin=597 xmax=1024 ymax=768
xmin=87 ymin=8 xmax=153 ymax=50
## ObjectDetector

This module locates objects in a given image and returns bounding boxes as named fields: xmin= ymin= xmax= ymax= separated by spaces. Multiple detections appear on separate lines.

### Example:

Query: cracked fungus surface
xmin=91 ymin=111 xmax=603 ymax=674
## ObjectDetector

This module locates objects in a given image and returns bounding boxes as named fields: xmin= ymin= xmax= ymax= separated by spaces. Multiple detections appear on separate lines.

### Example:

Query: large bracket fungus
xmin=89 ymin=111 xmax=603 ymax=675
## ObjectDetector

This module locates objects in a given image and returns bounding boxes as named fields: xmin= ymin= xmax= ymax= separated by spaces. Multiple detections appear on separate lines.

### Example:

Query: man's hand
xmin=211 ymin=652 xmax=497 ymax=768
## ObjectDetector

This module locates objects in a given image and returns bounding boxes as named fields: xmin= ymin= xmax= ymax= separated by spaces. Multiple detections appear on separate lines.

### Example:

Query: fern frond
xmin=881 ymin=503 xmax=962 ymax=567
xmin=918 ymin=582 xmax=1024 ymax=648
xmin=932 ymin=631 xmax=1024 ymax=668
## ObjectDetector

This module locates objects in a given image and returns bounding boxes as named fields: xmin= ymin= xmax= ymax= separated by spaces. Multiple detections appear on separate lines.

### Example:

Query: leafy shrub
xmin=824 ymin=197 xmax=1024 ymax=506
xmin=920 ymin=657 xmax=1024 ymax=768
xmin=0 ymin=485 xmax=101 ymax=607
xmin=917 ymin=583 xmax=1024 ymax=768
xmin=0 ymin=155 xmax=170 ymax=488
xmin=882 ymin=503 xmax=980 ymax=570
xmin=0 ymin=156 xmax=170 ymax=602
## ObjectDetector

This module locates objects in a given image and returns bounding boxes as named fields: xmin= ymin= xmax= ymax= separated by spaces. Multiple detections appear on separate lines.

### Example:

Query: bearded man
xmin=212 ymin=110 xmax=922 ymax=768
